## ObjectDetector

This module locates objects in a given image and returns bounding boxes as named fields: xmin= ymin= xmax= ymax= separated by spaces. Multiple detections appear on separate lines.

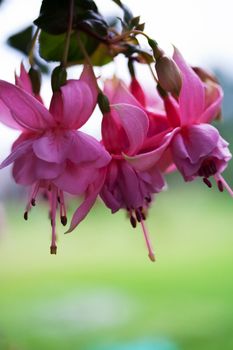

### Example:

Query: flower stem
xmin=62 ymin=0 xmax=74 ymax=68
xmin=28 ymin=27 xmax=40 ymax=66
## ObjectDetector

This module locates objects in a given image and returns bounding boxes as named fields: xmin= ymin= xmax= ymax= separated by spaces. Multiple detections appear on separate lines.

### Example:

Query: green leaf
xmin=89 ymin=43 xmax=113 ymax=66
xmin=7 ymin=25 xmax=48 ymax=73
xmin=39 ymin=30 xmax=99 ymax=63
xmin=7 ymin=26 xmax=33 ymax=55
xmin=34 ymin=0 xmax=108 ymax=37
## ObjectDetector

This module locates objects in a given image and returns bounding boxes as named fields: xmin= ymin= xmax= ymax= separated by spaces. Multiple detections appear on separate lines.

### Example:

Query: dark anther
xmin=57 ymin=196 xmax=60 ymax=203
xmin=61 ymin=215 xmax=67 ymax=226
xmin=145 ymin=196 xmax=151 ymax=203
xmin=50 ymin=219 xmax=54 ymax=227
xmin=31 ymin=198 xmax=36 ymax=206
xmin=135 ymin=209 xmax=142 ymax=222
xmin=217 ymin=180 xmax=224 ymax=192
xmin=23 ymin=211 xmax=28 ymax=221
xmin=203 ymin=177 xmax=212 ymax=188
xmin=199 ymin=159 xmax=217 ymax=178
xmin=140 ymin=210 xmax=146 ymax=221
xmin=130 ymin=215 xmax=137 ymax=228
xmin=50 ymin=246 xmax=57 ymax=255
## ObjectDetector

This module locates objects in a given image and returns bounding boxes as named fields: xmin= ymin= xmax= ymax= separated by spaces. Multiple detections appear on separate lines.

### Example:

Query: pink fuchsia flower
xmin=0 ymin=66 xmax=111 ymax=253
xmin=163 ymin=48 xmax=232 ymax=194
xmin=101 ymin=80 xmax=175 ymax=261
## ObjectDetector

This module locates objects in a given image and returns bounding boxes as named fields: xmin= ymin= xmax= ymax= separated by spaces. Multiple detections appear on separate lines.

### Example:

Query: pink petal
xmin=130 ymin=78 xmax=146 ymax=107
xmin=199 ymin=83 xmax=223 ymax=123
xmin=0 ymin=139 xmax=33 ymax=169
xmin=80 ymin=65 xmax=98 ymax=104
xmin=0 ymin=100 xmax=23 ymax=130
xmin=104 ymin=79 xmax=141 ymax=107
xmin=124 ymin=128 xmax=179 ymax=171
xmin=111 ymin=103 xmax=149 ymax=155
xmin=15 ymin=63 xmax=33 ymax=95
xmin=68 ymin=131 xmax=111 ymax=167
xmin=54 ymin=163 xmax=99 ymax=195
xmin=65 ymin=169 xmax=107 ymax=233
xmin=172 ymin=124 xmax=220 ymax=164
xmin=33 ymin=130 xmax=73 ymax=164
xmin=173 ymin=47 xmax=205 ymax=125
xmin=0 ymin=81 xmax=54 ymax=131
xmin=58 ymin=79 xmax=96 ymax=129
xmin=12 ymin=151 xmax=37 ymax=185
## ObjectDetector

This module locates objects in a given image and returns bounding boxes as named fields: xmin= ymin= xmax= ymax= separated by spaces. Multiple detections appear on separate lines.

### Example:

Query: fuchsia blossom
xmin=100 ymin=79 xmax=175 ymax=261
xmin=162 ymin=48 xmax=232 ymax=193
xmin=0 ymin=65 xmax=111 ymax=253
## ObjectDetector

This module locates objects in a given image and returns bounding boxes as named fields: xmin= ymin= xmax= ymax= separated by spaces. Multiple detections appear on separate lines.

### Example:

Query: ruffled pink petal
xmin=65 ymin=168 xmax=107 ymax=233
xmin=12 ymin=151 xmax=37 ymax=185
xmin=199 ymin=83 xmax=223 ymax=123
xmin=111 ymin=103 xmax=149 ymax=155
xmin=68 ymin=131 xmax=111 ymax=167
xmin=0 ymin=139 xmax=33 ymax=169
xmin=124 ymin=128 xmax=179 ymax=171
xmin=53 ymin=162 xmax=99 ymax=195
xmin=173 ymin=124 xmax=220 ymax=164
xmin=100 ymin=161 xmax=122 ymax=212
xmin=104 ymin=79 xmax=141 ymax=107
xmin=33 ymin=130 xmax=73 ymax=164
xmin=0 ymin=81 xmax=54 ymax=131
xmin=173 ymin=47 xmax=205 ymax=126
xmin=35 ymin=159 xmax=65 ymax=180
xmin=118 ymin=161 xmax=142 ymax=208
xmin=58 ymin=79 xmax=96 ymax=129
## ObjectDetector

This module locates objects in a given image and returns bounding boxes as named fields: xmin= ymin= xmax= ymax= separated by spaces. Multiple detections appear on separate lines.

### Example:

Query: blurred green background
xmin=0 ymin=177 xmax=233 ymax=350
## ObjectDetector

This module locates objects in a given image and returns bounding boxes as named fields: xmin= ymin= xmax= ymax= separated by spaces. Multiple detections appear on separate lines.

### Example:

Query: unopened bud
xmin=29 ymin=67 xmax=41 ymax=95
xmin=98 ymin=92 xmax=110 ymax=114
xmin=155 ymin=56 xmax=182 ymax=97
xmin=192 ymin=66 xmax=218 ymax=84
xmin=51 ymin=65 xmax=67 ymax=92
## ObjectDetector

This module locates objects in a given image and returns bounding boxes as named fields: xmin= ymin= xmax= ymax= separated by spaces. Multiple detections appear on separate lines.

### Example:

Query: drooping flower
xmin=0 ymin=65 xmax=111 ymax=253
xmin=100 ymin=79 xmax=175 ymax=261
xmin=162 ymin=48 xmax=232 ymax=193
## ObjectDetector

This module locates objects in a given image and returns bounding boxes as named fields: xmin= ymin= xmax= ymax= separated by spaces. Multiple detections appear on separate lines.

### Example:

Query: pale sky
xmin=0 ymin=0 xmax=233 ymax=157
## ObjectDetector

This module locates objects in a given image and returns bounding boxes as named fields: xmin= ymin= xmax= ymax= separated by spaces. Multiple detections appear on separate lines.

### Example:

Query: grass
xmin=0 ymin=179 xmax=233 ymax=350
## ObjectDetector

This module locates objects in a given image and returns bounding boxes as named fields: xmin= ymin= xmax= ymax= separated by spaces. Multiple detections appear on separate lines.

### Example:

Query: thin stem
xmin=62 ymin=0 xmax=74 ymax=68
xmin=147 ymin=62 xmax=158 ymax=83
xmin=140 ymin=221 xmax=156 ymax=262
xmin=28 ymin=27 xmax=40 ymax=66
xmin=76 ymin=31 xmax=92 ymax=66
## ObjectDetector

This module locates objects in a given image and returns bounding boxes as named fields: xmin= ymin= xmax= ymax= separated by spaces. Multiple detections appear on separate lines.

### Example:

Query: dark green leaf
xmin=34 ymin=0 xmax=108 ymax=37
xmin=111 ymin=0 xmax=133 ymax=26
xmin=7 ymin=26 xmax=33 ymax=55
xmin=39 ymin=30 xmax=99 ymax=63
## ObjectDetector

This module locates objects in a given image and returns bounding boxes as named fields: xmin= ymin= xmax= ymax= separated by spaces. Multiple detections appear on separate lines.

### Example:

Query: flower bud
xmin=192 ymin=66 xmax=218 ymax=84
xmin=51 ymin=65 xmax=67 ymax=92
xmin=98 ymin=92 xmax=110 ymax=114
xmin=29 ymin=67 xmax=41 ymax=95
xmin=155 ymin=56 xmax=182 ymax=97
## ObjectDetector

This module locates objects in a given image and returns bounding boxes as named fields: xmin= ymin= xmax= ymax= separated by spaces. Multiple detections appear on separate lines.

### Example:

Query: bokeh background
xmin=0 ymin=1 xmax=233 ymax=350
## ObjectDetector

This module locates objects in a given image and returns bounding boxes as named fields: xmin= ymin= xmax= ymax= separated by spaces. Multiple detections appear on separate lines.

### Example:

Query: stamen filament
xmin=215 ymin=174 xmax=233 ymax=197
xmin=50 ymin=186 xmax=58 ymax=254
xmin=140 ymin=220 xmax=156 ymax=262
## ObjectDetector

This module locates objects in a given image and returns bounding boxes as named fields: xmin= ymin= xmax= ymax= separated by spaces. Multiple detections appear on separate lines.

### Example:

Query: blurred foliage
xmin=0 ymin=184 xmax=233 ymax=350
